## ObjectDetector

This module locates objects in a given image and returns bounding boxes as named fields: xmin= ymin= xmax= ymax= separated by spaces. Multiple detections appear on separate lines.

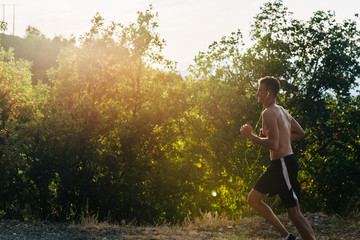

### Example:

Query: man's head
xmin=256 ymin=76 xmax=280 ymax=105
xmin=257 ymin=76 xmax=280 ymax=98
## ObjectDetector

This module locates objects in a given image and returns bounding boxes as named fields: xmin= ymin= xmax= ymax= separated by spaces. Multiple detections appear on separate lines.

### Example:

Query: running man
xmin=240 ymin=76 xmax=316 ymax=240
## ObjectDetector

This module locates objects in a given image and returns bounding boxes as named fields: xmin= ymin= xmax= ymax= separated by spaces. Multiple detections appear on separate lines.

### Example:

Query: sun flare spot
xmin=211 ymin=190 xmax=217 ymax=197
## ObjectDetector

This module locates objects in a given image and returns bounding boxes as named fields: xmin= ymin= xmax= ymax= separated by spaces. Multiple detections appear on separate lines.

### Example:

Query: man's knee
xmin=288 ymin=211 xmax=298 ymax=223
xmin=287 ymin=205 xmax=302 ymax=222
xmin=247 ymin=193 xmax=255 ymax=207
xmin=247 ymin=189 xmax=264 ymax=208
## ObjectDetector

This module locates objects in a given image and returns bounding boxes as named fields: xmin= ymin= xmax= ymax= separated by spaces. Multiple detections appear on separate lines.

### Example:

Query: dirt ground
xmin=0 ymin=213 xmax=358 ymax=239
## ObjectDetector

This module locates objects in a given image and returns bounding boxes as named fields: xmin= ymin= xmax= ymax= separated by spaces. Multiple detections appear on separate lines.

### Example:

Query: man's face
xmin=256 ymin=83 xmax=269 ymax=104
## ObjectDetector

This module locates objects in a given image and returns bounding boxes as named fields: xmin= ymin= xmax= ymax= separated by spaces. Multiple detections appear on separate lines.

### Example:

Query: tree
xmin=0 ymin=27 xmax=75 ymax=84
xmin=188 ymin=0 xmax=360 ymax=216
xmin=0 ymin=20 xmax=6 ymax=32
xmin=0 ymin=46 xmax=44 ymax=219
xmin=248 ymin=0 xmax=360 ymax=126
xmin=25 ymin=6 xmax=189 ymax=222
xmin=301 ymin=96 xmax=360 ymax=214
xmin=25 ymin=26 xmax=45 ymax=39
xmin=0 ymin=1 xmax=359 ymax=222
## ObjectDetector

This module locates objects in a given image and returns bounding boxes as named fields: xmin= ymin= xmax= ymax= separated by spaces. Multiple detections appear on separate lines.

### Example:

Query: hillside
xmin=0 ymin=32 xmax=74 ymax=84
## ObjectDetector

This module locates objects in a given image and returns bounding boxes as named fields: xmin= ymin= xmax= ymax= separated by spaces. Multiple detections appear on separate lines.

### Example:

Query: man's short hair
xmin=258 ymin=76 xmax=281 ymax=97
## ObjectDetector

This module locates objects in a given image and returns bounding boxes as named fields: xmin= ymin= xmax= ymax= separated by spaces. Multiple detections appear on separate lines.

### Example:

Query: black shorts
xmin=253 ymin=154 xmax=301 ymax=208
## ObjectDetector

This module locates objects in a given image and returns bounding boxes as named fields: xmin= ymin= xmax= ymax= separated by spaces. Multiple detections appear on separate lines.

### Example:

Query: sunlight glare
xmin=211 ymin=190 xmax=217 ymax=197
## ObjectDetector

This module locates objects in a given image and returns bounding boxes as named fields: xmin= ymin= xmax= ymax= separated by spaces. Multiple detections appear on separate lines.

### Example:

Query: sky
xmin=0 ymin=0 xmax=359 ymax=74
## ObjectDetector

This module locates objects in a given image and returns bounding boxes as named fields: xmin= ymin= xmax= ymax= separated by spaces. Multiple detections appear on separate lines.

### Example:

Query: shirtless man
xmin=240 ymin=76 xmax=316 ymax=240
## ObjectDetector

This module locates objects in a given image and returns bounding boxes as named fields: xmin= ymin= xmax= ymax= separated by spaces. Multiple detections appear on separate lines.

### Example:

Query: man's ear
xmin=266 ymin=91 xmax=271 ymax=97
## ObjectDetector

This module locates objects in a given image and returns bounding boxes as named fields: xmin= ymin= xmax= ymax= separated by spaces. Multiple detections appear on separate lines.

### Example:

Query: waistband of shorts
xmin=270 ymin=154 xmax=295 ymax=164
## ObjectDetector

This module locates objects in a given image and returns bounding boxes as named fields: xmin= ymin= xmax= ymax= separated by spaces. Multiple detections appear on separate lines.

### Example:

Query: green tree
xmin=248 ymin=0 xmax=360 ymax=126
xmin=0 ymin=27 xmax=75 ymax=84
xmin=0 ymin=1 xmax=359 ymax=223
xmin=26 ymin=7 xmax=189 ymax=223
xmin=0 ymin=45 xmax=44 ymax=219
xmin=0 ymin=20 xmax=6 ymax=32
xmin=188 ymin=0 xmax=360 ymax=216
xmin=187 ymin=29 xmax=267 ymax=218
xmin=301 ymin=96 xmax=360 ymax=214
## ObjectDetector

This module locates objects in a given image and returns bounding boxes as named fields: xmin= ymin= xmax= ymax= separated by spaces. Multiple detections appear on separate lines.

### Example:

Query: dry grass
xmin=184 ymin=211 xmax=234 ymax=229
xmin=69 ymin=211 xmax=360 ymax=240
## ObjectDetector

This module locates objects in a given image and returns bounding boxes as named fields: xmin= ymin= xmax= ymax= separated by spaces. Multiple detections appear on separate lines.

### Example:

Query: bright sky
xmin=1 ymin=0 xmax=359 ymax=74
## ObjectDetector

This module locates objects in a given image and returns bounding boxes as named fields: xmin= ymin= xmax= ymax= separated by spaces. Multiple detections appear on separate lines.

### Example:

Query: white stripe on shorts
xmin=280 ymin=157 xmax=299 ymax=204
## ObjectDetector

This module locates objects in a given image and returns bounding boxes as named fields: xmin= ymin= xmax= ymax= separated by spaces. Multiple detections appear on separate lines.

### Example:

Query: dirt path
xmin=0 ymin=213 xmax=358 ymax=239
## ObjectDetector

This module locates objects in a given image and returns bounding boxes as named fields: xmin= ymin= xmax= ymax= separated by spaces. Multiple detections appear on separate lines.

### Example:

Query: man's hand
xmin=240 ymin=124 xmax=253 ymax=139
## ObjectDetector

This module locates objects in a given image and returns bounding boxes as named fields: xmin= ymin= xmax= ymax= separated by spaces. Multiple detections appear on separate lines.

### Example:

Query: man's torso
xmin=262 ymin=104 xmax=293 ymax=160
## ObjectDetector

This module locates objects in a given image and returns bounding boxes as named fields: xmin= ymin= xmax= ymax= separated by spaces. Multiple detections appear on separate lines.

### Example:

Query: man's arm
xmin=241 ymin=109 xmax=279 ymax=150
xmin=290 ymin=116 xmax=305 ymax=142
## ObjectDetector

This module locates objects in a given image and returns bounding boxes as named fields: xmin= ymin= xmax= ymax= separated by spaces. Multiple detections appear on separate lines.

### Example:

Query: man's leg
xmin=248 ymin=189 xmax=289 ymax=238
xmin=287 ymin=204 xmax=316 ymax=240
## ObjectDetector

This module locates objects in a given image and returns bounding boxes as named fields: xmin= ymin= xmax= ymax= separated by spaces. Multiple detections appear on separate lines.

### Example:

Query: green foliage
xmin=26 ymin=8 xmax=188 ymax=223
xmin=0 ymin=1 xmax=359 ymax=224
xmin=187 ymin=29 xmax=270 ymax=218
xmin=247 ymin=1 xmax=360 ymax=215
xmin=300 ymin=97 xmax=360 ymax=214
xmin=189 ymin=0 xmax=360 ymax=216
xmin=0 ymin=21 xmax=6 ymax=32
xmin=0 ymin=45 xmax=40 ymax=219
xmin=248 ymin=1 xmax=360 ymax=127
xmin=0 ymin=29 xmax=74 ymax=84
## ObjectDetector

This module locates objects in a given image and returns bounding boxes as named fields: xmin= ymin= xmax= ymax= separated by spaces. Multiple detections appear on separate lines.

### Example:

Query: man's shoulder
xmin=263 ymin=104 xmax=290 ymax=119
xmin=262 ymin=105 xmax=279 ymax=115
xmin=262 ymin=107 xmax=277 ymax=121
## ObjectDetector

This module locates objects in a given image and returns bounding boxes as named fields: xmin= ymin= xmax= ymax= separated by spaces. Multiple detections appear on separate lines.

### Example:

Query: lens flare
xmin=211 ymin=190 xmax=217 ymax=197
xmin=195 ymin=163 xmax=202 ymax=168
